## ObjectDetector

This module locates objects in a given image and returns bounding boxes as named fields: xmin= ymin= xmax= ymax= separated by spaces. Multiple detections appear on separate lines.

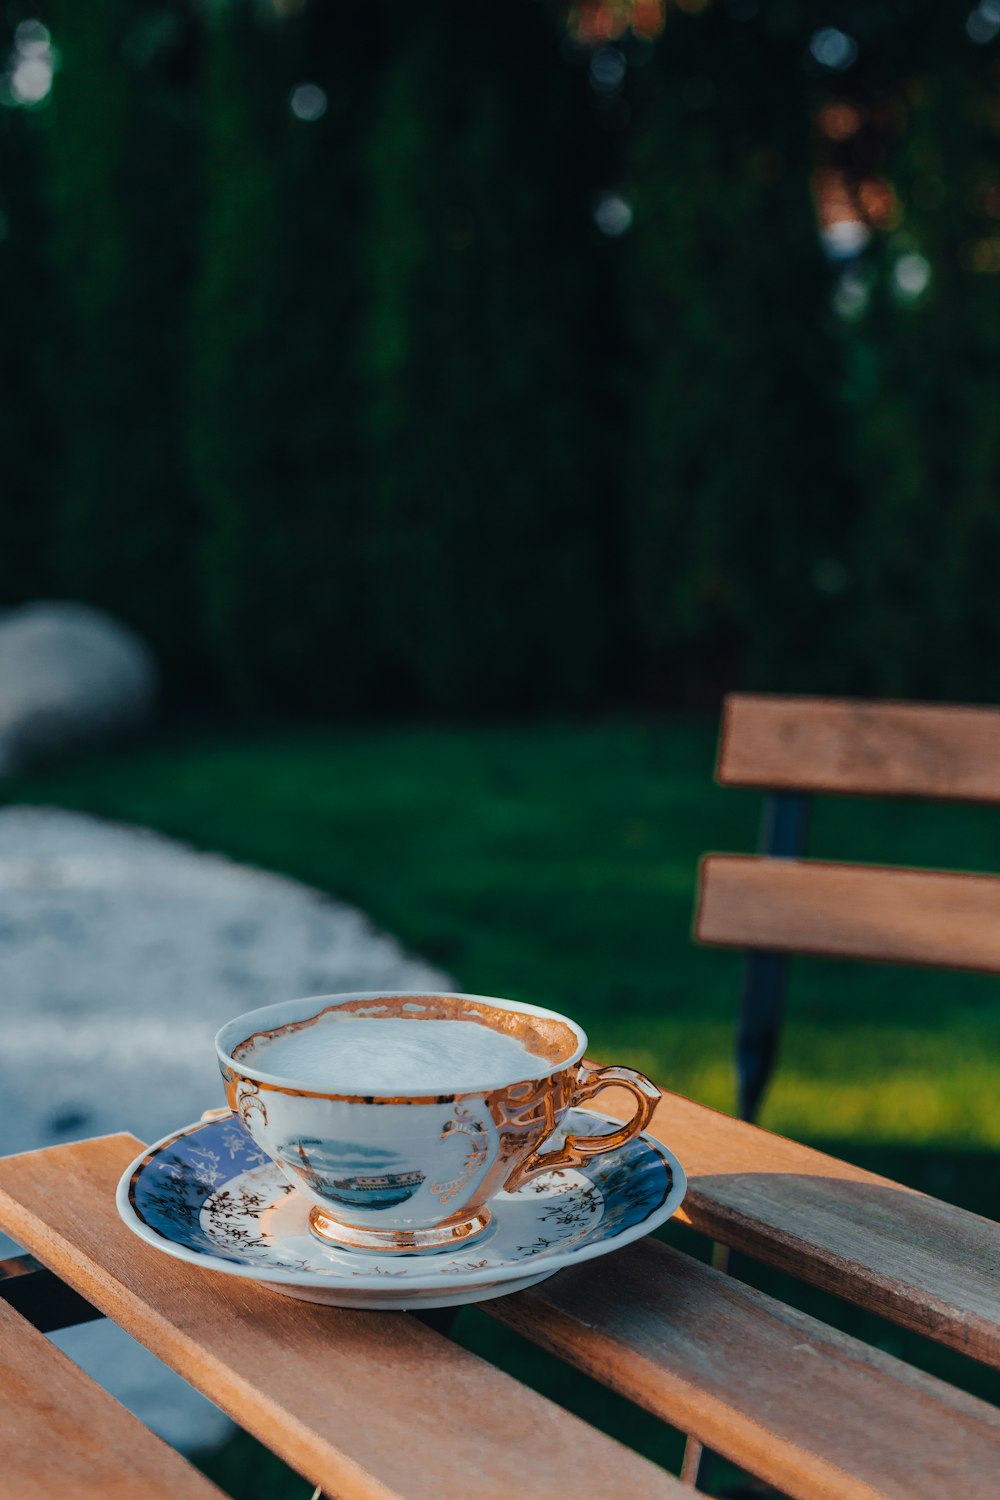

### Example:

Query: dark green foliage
xmin=622 ymin=12 xmax=855 ymax=699
xmin=187 ymin=0 xmax=608 ymax=711
xmin=2 ymin=1 xmax=1000 ymax=709
xmin=0 ymin=63 xmax=52 ymax=605
xmin=837 ymin=19 xmax=1000 ymax=700
xmin=42 ymin=0 xmax=200 ymax=681
xmin=358 ymin=5 xmax=607 ymax=710
xmin=191 ymin=4 xmax=380 ymax=709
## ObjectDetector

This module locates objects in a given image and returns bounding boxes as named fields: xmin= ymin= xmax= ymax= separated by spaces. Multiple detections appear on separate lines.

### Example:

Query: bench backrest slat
xmin=719 ymin=694 xmax=1000 ymax=801
xmin=702 ymin=692 xmax=1000 ymax=1120
xmin=696 ymin=854 xmax=1000 ymax=971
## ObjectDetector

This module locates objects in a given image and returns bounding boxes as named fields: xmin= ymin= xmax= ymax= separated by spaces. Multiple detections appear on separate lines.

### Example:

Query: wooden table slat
xmin=487 ymin=1237 xmax=1000 ymax=1500
xmin=718 ymin=693 xmax=1000 ymax=801
xmin=0 ymin=1297 xmax=227 ymax=1500
xmin=0 ymin=1134 xmax=687 ymax=1500
xmin=696 ymin=853 xmax=1000 ymax=972
xmin=589 ymin=1087 xmax=1000 ymax=1368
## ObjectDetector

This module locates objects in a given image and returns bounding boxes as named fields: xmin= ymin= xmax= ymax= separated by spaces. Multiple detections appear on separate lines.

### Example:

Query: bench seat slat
xmin=588 ymin=1088 xmax=1000 ymax=1368
xmin=487 ymin=1237 xmax=1000 ymax=1500
xmin=719 ymin=694 xmax=1000 ymax=801
xmin=696 ymin=854 xmax=1000 ymax=971
xmin=0 ymin=1133 xmax=686 ymax=1500
xmin=0 ymin=1298 xmax=226 ymax=1500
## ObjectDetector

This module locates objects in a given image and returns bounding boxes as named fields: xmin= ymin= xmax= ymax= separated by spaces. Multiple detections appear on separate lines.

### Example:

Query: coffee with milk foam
xmin=248 ymin=1015 xmax=544 ymax=1093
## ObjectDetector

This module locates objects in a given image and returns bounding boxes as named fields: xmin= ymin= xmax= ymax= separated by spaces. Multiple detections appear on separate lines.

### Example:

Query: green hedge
xmin=42 ymin=0 xmax=199 ymax=679
xmin=2 ymin=1 xmax=998 ymax=711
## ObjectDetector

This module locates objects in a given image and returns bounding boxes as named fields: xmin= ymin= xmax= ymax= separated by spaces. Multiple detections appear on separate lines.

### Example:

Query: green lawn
xmin=6 ymin=719 xmax=999 ymax=1494
xmin=7 ymin=718 xmax=1000 ymax=1158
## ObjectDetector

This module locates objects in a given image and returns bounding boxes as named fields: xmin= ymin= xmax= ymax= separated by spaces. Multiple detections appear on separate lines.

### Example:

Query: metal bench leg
xmin=736 ymin=791 xmax=810 ymax=1123
xmin=0 ymin=1252 xmax=102 ymax=1333
xmin=412 ymin=1307 xmax=461 ymax=1336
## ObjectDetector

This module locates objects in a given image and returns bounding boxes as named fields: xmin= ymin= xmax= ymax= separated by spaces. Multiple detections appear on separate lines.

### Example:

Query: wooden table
xmin=0 ymin=1086 xmax=997 ymax=1499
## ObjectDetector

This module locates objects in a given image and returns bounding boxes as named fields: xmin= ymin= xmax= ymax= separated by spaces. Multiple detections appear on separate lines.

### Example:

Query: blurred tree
xmin=834 ymin=13 xmax=1000 ymax=701
xmin=192 ymin=1 xmax=379 ymax=710
xmin=193 ymin=1 xmax=389 ymax=714
xmin=193 ymin=0 xmax=606 ymax=714
xmin=621 ymin=7 xmax=856 ymax=702
xmin=3 ymin=0 xmax=999 ymax=713
xmin=359 ymin=1 xmax=608 ymax=710
xmin=0 ymin=37 xmax=53 ymax=607
xmin=43 ymin=0 xmax=200 ymax=685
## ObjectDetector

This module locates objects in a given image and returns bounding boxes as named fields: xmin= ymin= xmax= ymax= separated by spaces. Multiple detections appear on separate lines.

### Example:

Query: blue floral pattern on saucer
xmin=119 ymin=1108 xmax=686 ymax=1310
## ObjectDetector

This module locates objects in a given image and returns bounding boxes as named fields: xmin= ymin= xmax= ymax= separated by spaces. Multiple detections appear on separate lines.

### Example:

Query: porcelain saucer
xmin=117 ymin=1108 xmax=686 ymax=1310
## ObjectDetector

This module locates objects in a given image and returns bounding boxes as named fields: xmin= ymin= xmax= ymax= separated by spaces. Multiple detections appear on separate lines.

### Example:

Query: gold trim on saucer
xmin=308 ymin=1202 xmax=493 ymax=1253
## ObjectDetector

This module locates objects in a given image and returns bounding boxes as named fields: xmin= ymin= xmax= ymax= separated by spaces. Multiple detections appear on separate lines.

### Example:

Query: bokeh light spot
xmin=858 ymin=178 xmax=900 ymax=229
xmin=893 ymin=252 xmax=932 ymax=300
xmin=14 ymin=19 xmax=50 ymax=52
xmin=818 ymin=101 xmax=863 ymax=142
xmin=589 ymin=46 xmax=626 ymax=94
xmin=593 ymin=192 xmax=633 ymax=236
xmin=289 ymin=83 xmax=327 ymax=123
xmin=3 ymin=18 xmax=57 ymax=107
xmin=10 ymin=56 xmax=52 ymax=103
xmin=963 ymin=236 xmax=1000 ymax=273
xmin=833 ymin=270 xmax=870 ymax=320
xmin=966 ymin=4 xmax=1000 ymax=44
xmin=809 ymin=28 xmax=858 ymax=71
xmin=822 ymin=220 xmax=871 ymax=260
xmin=569 ymin=1 xmax=664 ymax=45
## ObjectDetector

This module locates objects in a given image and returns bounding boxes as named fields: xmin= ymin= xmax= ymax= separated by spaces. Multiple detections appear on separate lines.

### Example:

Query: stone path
xmin=0 ymin=805 xmax=450 ymax=1451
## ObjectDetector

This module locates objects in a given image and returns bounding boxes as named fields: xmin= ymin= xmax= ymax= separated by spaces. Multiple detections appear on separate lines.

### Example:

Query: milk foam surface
xmin=247 ymin=1016 xmax=545 ymax=1091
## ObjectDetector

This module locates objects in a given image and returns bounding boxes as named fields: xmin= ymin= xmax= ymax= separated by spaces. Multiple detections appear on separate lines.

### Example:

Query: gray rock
xmin=0 ymin=805 xmax=451 ymax=1451
xmin=0 ymin=602 xmax=157 ymax=774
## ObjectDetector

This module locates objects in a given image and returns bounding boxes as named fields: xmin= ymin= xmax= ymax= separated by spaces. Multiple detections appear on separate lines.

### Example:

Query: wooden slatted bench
xmin=0 ymin=1134 xmax=687 ymax=1500
xmin=700 ymin=692 xmax=1000 ymax=1119
xmin=0 ymin=1106 xmax=997 ymax=1498
xmin=489 ymin=1239 xmax=999 ymax=1500
xmin=0 ymin=1296 xmax=227 ymax=1500
xmin=587 ymin=1086 xmax=1000 ymax=1367
xmin=718 ymin=694 xmax=1000 ymax=802
xmin=3 ymin=698 xmax=998 ymax=1494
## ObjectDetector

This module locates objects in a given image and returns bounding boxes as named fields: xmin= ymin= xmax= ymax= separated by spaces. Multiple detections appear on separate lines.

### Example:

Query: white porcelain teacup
xmin=215 ymin=991 xmax=660 ymax=1254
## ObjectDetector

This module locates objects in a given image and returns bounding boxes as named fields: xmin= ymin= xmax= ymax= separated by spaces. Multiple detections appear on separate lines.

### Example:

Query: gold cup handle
xmin=504 ymin=1063 xmax=661 ymax=1193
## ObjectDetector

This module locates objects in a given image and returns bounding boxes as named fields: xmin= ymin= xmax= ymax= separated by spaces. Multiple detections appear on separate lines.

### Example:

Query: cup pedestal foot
xmin=308 ymin=1203 xmax=492 ymax=1254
